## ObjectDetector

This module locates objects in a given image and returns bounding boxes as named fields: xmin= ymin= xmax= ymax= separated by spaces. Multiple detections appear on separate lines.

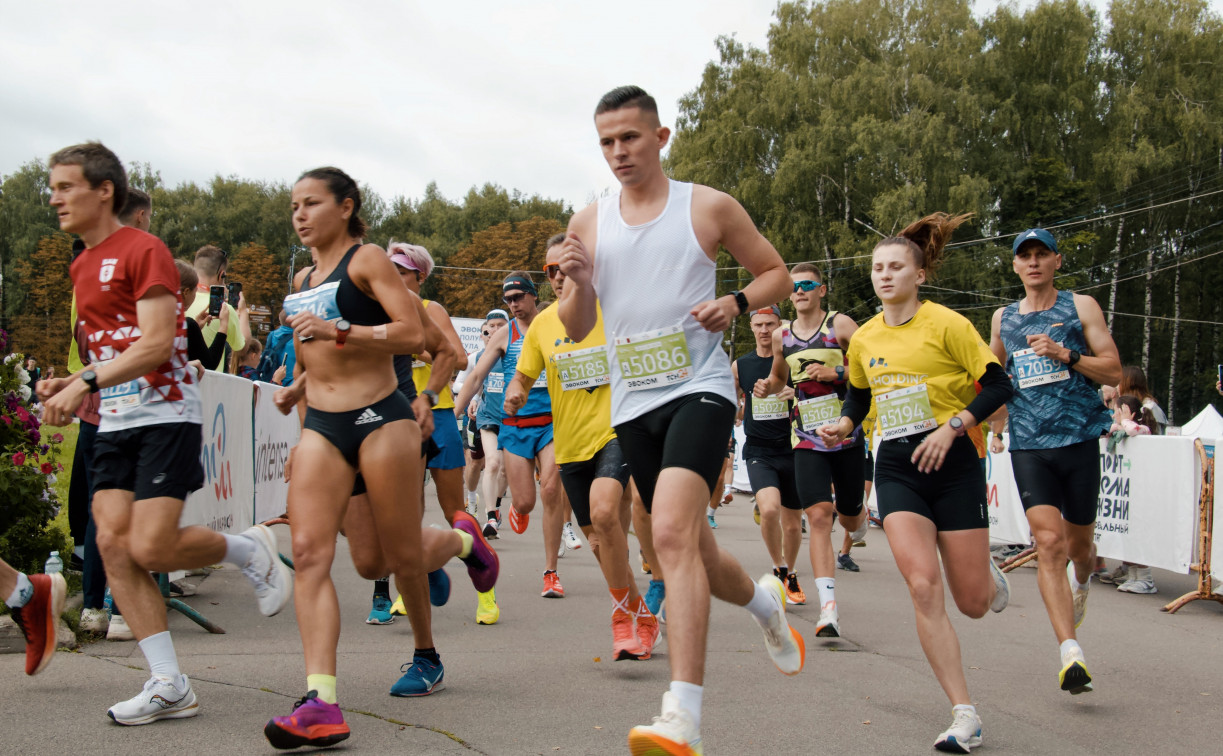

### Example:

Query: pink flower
xmin=51 ymin=433 xmax=64 ymax=443
xmin=40 ymin=462 xmax=53 ymax=475
xmin=1 ymin=416 xmax=10 ymax=425
xmin=12 ymin=452 xmax=25 ymax=466
xmin=15 ymin=407 xmax=29 ymax=422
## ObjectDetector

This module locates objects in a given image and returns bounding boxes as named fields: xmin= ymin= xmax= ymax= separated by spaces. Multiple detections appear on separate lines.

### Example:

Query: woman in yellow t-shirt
xmin=819 ymin=213 xmax=1014 ymax=753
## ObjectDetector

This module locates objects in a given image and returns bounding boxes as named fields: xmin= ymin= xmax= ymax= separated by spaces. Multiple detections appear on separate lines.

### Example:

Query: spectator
xmin=24 ymin=358 xmax=41 ymax=391
xmin=184 ymin=245 xmax=249 ymax=372
xmin=256 ymin=309 xmax=295 ymax=385
xmin=174 ymin=260 xmax=229 ymax=368
xmin=1117 ymin=365 xmax=1167 ymax=433
xmin=236 ymin=339 xmax=262 ymax=380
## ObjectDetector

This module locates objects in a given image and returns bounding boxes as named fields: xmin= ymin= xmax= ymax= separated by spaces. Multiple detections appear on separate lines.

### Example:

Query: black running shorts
xmin=873 ymin=431 xmax=987 ymax=531
xmin=91 ymin=422 xmax=204 ymax=501
xmin=1009 ymin=438 xmax=1100 ymax=527
xmin=743 ymin=445 xmax=801 ymax=511
xmin=558 ymin=438 xmax=631 ymax=528
xmin=795 ymin=446 xmax=866 ymax=516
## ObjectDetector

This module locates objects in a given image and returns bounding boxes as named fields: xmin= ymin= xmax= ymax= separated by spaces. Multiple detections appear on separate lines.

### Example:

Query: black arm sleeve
xmin=965 ymin=362 xmax=1013 ymax=424
xmin=840 ymin=382 xmax=873 ymax=427
xmin=185 ymin=319 xmax=228 ymax=367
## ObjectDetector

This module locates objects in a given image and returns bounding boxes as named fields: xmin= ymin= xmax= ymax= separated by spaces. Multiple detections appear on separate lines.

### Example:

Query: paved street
xmin=3 ymin=490 xmax=1221 ymax=754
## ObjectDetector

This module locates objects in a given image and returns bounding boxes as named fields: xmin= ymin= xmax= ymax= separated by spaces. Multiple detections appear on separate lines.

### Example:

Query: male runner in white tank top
xmin=558 ymin=85 xmax=801 ymax=756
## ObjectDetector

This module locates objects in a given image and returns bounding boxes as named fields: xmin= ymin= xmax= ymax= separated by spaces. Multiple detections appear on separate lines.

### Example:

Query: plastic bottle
xmin=44 ymin=551 xmax=64 ymax=575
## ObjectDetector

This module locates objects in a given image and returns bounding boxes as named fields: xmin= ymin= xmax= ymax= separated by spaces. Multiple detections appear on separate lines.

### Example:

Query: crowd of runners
xmin=3 ymin=84 xmax=1145 ymax=754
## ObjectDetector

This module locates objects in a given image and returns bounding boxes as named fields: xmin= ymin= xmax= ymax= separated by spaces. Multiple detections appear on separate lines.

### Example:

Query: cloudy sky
xmin=1 ymin=0 xmax=779 ymax=209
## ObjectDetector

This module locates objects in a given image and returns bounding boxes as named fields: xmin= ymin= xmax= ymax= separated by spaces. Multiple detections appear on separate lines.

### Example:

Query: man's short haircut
xmin=48 ymin=142 xmax=129 ymax=215
xmin=594 ymin=86 xmax=659 ymax=122
xmin=791 ymin=262 xmax=824 ymax=283
xmin=174 ymin=259 xmax=198 ymax=291
xmin=194 ymin=245 xmax=227 ymax=278
xmin=545 ymin=232 xmax=565 ymax=250
xmin=119 ymin=188 xmax=151 ymax=225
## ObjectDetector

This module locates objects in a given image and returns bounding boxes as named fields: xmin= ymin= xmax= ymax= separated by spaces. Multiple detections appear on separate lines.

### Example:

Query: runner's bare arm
xmin=988 ymin=307 xmax=1008 ymax=365
xmin=1071 ymin=293 xmax=1122 ymax=386
xmin=756 ymin=326 xmax=789 ymax=397
xmin=558 ymin=204 xmax=598 ymax=342
xmin=453 ymin=326 xmax=509 ymax=414
xmin=831 ymin=312 xmax=859 ymax=350
xmin=503 ymin=372 xmax=532 ymax=417
xmin=414 ymin=292 xmax=457 ymax=396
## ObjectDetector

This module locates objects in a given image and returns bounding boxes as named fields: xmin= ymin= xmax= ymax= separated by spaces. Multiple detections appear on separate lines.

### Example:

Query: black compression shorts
xmin=743 ymin=445 xmax=801 ymax=510
xmin=795 ymin=446 xmax=866 ymax=516
xmin=558 ymin=438 xmax=631 ymax=528
xmin=873 ymin=431 xmax=987 ymax=531
xmin=1009 ymin=438 xmax=1100 ymax=527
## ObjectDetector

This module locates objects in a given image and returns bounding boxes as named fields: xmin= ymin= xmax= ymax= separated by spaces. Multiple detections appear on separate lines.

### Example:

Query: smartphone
xmin=209 ymin=285 xmax=226 ymax=317
xmin=227 ymin=281 xmax=242 ymax=308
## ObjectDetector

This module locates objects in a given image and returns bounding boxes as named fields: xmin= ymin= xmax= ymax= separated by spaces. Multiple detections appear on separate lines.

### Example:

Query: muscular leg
xmin=0 ymin=557 xmax=17 ymax=597
xmin=1026 ymin=505 xmax=1077 ymax=643
xmin=537 ymin=444 xmax=563 ymax=573
xmin=480 ymin=431 xmax=508 ymax=514
xmin=430 ymin=466 xmax=466 ymax=524
xmin=754 ymin=487 xmax=784 ymax=568
xmin=632 ymin=482 xmax=662 ymax=582
xmin=464 ymin=451 xmax=484 ymax=497
xmin=779 ymin=508 xmax=803 ymax=572
xmin=503 ymin=449 xmax=539 ymax=516
xmin=803 ymin=500 xmax=836 ymax=581
xmin=589 ymin=478 xmax=639 ymax=601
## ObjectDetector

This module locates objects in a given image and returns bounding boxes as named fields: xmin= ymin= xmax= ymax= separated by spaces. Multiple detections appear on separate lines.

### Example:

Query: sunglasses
xmin=544 ymin=263 xmax=562 ymax=278
xmin=503 ymin=292 xmax=527 ymax=305
xmin=793 ymin=279 xmax=822 ymax=292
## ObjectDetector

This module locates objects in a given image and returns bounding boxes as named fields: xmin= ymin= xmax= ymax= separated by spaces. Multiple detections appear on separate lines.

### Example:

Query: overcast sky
xmin=3 ymin=1 xmax=1214 ymax=211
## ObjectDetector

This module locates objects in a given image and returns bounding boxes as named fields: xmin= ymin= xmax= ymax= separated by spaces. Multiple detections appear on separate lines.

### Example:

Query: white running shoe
xmin=108 ymin=675 xmax=200 ymax=725
xmin=107 ymin=614 xmax=135 ymax=641
xmin=239 ymin=524 xmax=293 ymax=616
xmin=80 ymin=608 xmax=109 ymax=634
xmin=815 ymin=600 xmax=841 ymax=638
xmin=558 ymin=541 xmax=566 ymax=558
xmin=934 ymin=707 xmax=982 ymax=753
xmin=1068 ymin=561 xmax=1089 ymax=628
xmin=755 ymin=575 xmax=805 ymax=675
xmin=1117 ymin=566 xmax=1157 ymax=594
xmin=562 ymin=522 xmax=583 ymax=551
xmin=628 ymin=691 xmax=703 ymax=755
xmin=849 ymin=513 xmax=869 ymax=544
xmin=989 ymin=558 xmax=1010 ymax=613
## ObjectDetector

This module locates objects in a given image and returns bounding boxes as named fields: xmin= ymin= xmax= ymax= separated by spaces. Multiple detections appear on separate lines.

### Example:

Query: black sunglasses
xmin=503 ymin=292 xmax=527 ymax=305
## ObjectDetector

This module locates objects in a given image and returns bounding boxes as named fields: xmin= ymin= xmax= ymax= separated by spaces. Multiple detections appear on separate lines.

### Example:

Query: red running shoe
xmin=541 ymin=570 xmax=564 ymax=598
xmin=11 ymin=572 xmax=66 ymax=675
xmin=508 ymin=505 xmax=529 ymax=534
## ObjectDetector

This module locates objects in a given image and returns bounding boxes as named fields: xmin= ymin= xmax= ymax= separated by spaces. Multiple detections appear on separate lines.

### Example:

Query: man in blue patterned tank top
xmin=988 ymin=227 xmax=1121 ymax=698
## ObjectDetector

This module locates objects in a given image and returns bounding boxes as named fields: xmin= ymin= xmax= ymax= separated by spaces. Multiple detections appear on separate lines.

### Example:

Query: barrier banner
xmin=454 ymin=317 xmax=485 ymax=355
xmin=182 ymin=373 xmax=255 ymax=534
xmin=732 ymin=424 xmax=750 ymax=492
xmin=252 ymin=381 xmax=299 ymax=525
xmin=985 ymin=447 xmax=1032 ymax=546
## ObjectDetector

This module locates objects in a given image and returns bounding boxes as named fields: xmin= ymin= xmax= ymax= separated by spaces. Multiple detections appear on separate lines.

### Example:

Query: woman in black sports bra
xmin=263 ymin=168 xmax=498 ymax=749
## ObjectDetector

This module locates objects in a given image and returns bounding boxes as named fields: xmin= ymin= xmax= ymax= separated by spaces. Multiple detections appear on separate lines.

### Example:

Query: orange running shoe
xmin=10 ymin=572 xmax=66 ymax=676
xmin=635 ymin=600 xmax=661 ymax=660
xmin=508 ymin=505 xmax=529 ymax=534
xmin=541 ymin=570 xmax=564 ymax=598
xmin=785 ymin=573 xmax=807 ymax=605
xmin=612 ymin=608 xmax=645 ymax=661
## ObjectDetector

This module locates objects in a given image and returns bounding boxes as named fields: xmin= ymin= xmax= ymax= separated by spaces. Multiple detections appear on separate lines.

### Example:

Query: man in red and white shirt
xmin=38 ymin=142 xmax=291 ymax=727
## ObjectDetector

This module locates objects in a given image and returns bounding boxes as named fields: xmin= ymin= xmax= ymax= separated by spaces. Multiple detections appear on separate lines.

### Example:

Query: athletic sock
xmin=706 ymin=507 xmax=716 ymax=518
xmin=455 ymin=529 xmax=474 ymax=559
xmin=610 ymin=586 xmax=632 ymax=614
xmin=669 ymin=681 xmax=703 ymax=730
xmin=6 ymin=572 xmax=33 ymax=608
xmin=373 ymin=577 xmax=390 ymax=598
xmin=494 ymin=497 xmax=502 ymax=510
xmin=634 ymin=594 xmax=652 ymax=616
xmin=415 ymin=647 xmax=441 ymax=665
xmin=467 ymin=490 xmax=478 ymax=505
xmin=815 ymin=577 xmax=835 ymax=606
xmin=139 ymin=631 xmax=182 ymax=680
xmin=307 ymin=674 xmax=337 ymax=704
xmin=221 ymin=533 xmax=256 ymax=566
xmin=1059 ymin=639 xmax=1083 ymax=663
xmin=745 ymin=580 xmax=778 ymax=623
xmin=1068 ymin=567 xmax=1085 ymax=592
xmin=952 ymin=703 xmax=977 ymax=718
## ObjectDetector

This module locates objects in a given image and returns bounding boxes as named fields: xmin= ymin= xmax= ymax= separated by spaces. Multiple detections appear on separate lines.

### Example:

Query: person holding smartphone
xmin=184 ymin=245 xmax=250 ymax=372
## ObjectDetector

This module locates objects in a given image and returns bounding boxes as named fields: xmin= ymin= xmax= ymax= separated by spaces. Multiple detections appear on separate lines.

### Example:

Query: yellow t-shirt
xmin=185 ymin=286 xmax=245 ymax=372
xmin=411 ymin=300 xmax=456 ymax=410
xmin=516 ymin=304 xmax=615 ymax=465
xmin=846 ymin=301 xmax=998 ymax=427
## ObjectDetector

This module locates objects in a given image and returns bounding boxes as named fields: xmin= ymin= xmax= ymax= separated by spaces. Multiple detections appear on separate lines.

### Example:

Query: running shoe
xmin=636 ymin=602 xmax=661 ymax=659
xmin=815 ymin=600 xmax=840 ymax=638
xmin=1067 ymin=561 xmax=1088 ymax=629
xmin=612 ymin=608 xmax=646 ymax=661
xmin=390 ymin=655 xmax=445 ymax=697
xmin=785 ymin=573 xmax=806 ymax=605
xmin=1059 ymin=646 xmax=1093 ymax=694
xmin=801 ymin=514 xmax=807 ymax=534
xmin=989 ymin=557 xmax=1010 ymax=613
xmin=239 ymin=524 xmax=293 ymax=616
xmin=934 ymin=707 xmax=982 ymax=753
xmin=562 ymin=521 xmax=583 ymax=551
xmin=1098 ymin=564 xmax=1128 ymax=585
xmin=453 ymin=512 xmax=499 ymax=593
xmin=753 ymin=503 xmax=761 ymax=526
xmin=465 ymin=495 xmax=479 ymax=517
xmin=773 ymin=566 xmax=786 ymax=581
xmin=483 ymin=510 xmax=500 ymax=540
xmin=80 ymin=607 xmax=109 ymax=635
xmin=707 ymin=514 xmax=718 ymax=529
xmin=476 ymin=588 xmax=500 ymax=625
xmin=852 ymin=539 xmax=866 ymax=548
xmin=10 ymin=572 xmax=66 ymax=675
xmin=389 ymin=595 xmax=406 ymax=616
xmin=755 ymin=574 xmax=805 ymax=675
xmin=108 ymin=675 xmax=199 ymax=725
xmin=849 ymin=514 xmax=869 ymax=543
xmin=1117 ymin=567 xmax=1157 ymax=594
xmin=264 ymin=691 xmax=349 ymax=749
xmin=541 ymin=570 xmax=565 ymax=598
xmin=837 ymin=553 xmax=861 ymax=572
xmin=366 ymin=594 xmax=395 ymax=625
xmin=640 ymin=550 xmax=652 ymax=575
xmin=644 ymin=579 xmax=665 ymax=616
xmin=429 ymin=568 xmax=452 ymax=607
xmin=628 ymin=691 xmax=703 ymax=756
xmin=508 ymin=505 xmax=529 ymax=534
xmin=722 ymin=487 xmax=733 ymax=504
xmin=107 ymin=613 xmax=135 ymax=641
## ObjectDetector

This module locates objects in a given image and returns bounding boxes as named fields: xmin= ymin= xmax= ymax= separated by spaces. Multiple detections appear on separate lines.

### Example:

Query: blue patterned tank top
xmin=1001 ymin=290 xmax=1111 ymax=450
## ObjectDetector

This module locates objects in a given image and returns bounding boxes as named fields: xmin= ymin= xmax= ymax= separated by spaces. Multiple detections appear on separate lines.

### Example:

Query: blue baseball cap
xmin=1012 ymin=228 xmax=1058 ymax=255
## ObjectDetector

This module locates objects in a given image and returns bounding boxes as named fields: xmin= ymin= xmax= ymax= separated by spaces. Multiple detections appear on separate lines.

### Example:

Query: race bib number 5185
xmin=614 ymin=325 xmax=692 ymax=392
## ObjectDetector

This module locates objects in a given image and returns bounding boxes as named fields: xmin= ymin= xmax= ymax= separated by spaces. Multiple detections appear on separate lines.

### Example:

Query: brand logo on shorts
xmin=355 ymin=408 xmax=383 ymax=425
xmin=152 ymin=473 xmax=167 ymax=485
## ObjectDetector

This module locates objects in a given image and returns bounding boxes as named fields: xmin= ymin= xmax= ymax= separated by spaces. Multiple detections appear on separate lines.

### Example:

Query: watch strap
xmin=731 ymin=290 xmax=749 ymax=315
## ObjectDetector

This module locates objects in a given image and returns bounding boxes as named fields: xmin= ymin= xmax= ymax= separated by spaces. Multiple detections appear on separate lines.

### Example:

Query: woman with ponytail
xmin=819 ymin=213 xmax=1014 ymax=753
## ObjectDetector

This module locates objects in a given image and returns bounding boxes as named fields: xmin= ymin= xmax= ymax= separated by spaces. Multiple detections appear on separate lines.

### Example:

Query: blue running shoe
xmin=366 ymin=594 xmax=395 ymax=625
xmin=428 ymin=569 xmax=451 ymax=607
xmin=390 ymin=655 xmax=445 ymax=697
xmin=644 ymin=579 xmax=665 ymax=616
xmin=707 ymin=514 xmax=718 ymax=529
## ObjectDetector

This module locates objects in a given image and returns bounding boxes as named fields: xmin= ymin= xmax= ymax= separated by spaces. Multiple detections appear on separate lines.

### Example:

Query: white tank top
xmin=594 ymin=180 xmax=736 ymax=425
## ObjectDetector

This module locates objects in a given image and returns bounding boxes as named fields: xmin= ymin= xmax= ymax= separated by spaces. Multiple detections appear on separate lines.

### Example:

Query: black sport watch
xmin=81 ymin=369 xmax=100 ymax=393
xmin=731 ymin=290 xmax=749 ymax=315
xmin=1066 ymin=349 xmax=1081 ymax=367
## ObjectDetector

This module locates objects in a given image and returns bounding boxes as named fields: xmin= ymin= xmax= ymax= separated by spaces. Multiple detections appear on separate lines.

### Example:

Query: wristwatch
xmin=334 ymin=319 xmax=351 ymax=348
xmin=81 ymin=369 xmax=100 ymax=393
xmin=422 ymin=389 xmax=440 ymax=408
xmin=835 ymin=365 xmax=845 ymax=381
xmin=730 ymin=290 xmax=749 ymax=315
xmin=948 ymin=416 xmax=966 ymax=437
xmin=1066 ymin=349 xmax=1081 ymax=367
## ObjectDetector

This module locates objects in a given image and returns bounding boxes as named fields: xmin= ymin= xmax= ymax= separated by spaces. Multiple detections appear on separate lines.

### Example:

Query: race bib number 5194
xmin=877 ymin=384 xmax=937 ymax=439
xmin=614 ymin=325 xmax=692 ymax=392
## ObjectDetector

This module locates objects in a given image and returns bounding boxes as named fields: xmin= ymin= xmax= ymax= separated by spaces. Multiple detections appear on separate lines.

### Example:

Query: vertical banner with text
xmin=181 ymin=373 xmax=255 ymax=534
xmin=252 ymin=381 xmax=300 ymax=525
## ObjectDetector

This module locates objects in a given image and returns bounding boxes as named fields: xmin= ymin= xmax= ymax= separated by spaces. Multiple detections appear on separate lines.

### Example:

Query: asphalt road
xmin=3 ymin=490 xmax=1221 ymax=755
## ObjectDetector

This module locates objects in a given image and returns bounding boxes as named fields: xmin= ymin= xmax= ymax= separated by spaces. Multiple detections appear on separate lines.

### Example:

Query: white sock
xmin=1060 ymin=639 xmax=1083 ymax=662
xmin=669 ymin=681 xmax=703 ymax=730
xmin=467 ymin=490 xmax=478 ymax=504
xmin=222 ymin=533 xmax=256 ymax=567
xmin=6 ymin=572 xmax=33 ymax=608
xmin=952 ymin=703 xmax=977 ymax=718
xmin=706 ymin=507 xmax=716 ymax=518
xmin=815 ymin=577 xmax=835 ymax=606
xmin=745 ymin=580 xmax=778 ymax=623
xmin=139 ymin=631 xmax=182 ymax=680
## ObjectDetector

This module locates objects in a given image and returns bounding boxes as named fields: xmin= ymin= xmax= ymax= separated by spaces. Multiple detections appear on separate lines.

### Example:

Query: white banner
xmin=252 ymin=382 xmax=299 ymax=525
xmin=181 ymin=373 xmax=254 ymax=534
xmin=453 ymin=317 xmax=485 ymax=355
xmin=732 ymin=423 xmax=750 ymax=492
xmin=985 ymin=446 xmax=1032 ymax=546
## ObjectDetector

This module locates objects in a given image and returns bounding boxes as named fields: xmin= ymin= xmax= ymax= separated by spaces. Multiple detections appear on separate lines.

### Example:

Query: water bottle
xmin=44 ymin=551 xmax=64 ymax=575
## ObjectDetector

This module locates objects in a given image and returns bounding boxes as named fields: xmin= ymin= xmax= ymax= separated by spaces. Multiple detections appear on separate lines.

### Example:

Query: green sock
xmin=307 ymin=674 xmax=337 ymax=704
xmin=455 ymin=529 xmax=474 ymax=559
